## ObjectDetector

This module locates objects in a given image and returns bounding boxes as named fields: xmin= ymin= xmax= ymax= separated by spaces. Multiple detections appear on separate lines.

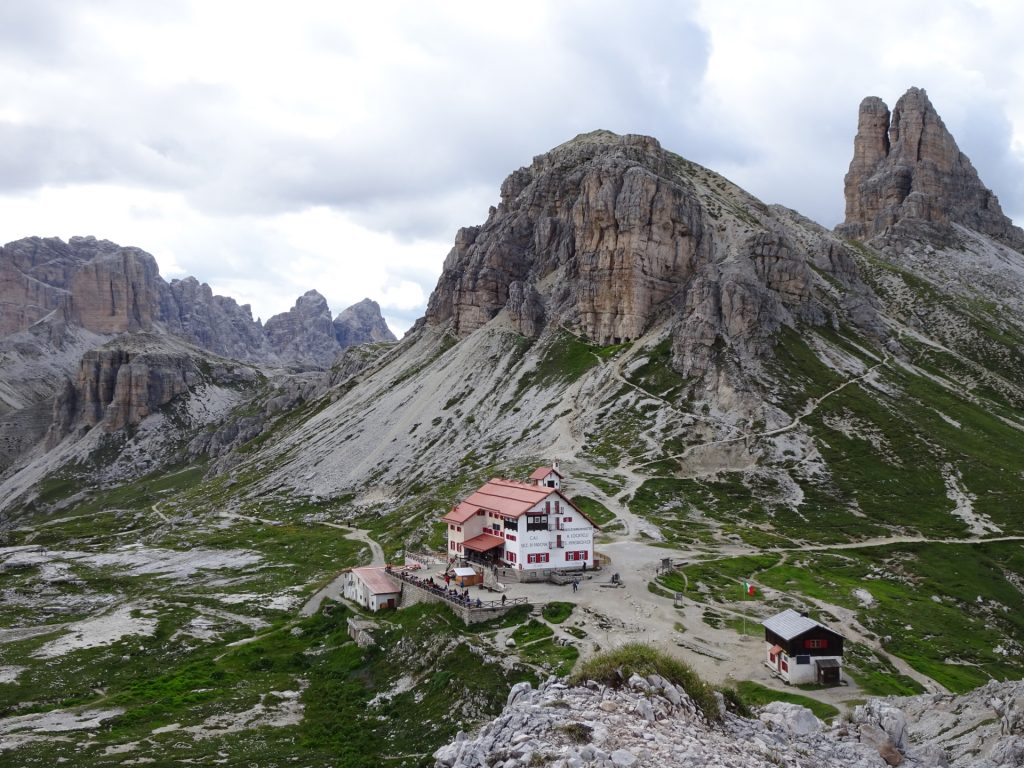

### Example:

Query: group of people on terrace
xmin=388 ymin=564 xmax=491 ymax=608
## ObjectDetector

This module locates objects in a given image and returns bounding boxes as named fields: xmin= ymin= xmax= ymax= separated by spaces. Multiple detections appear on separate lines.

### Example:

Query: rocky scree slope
xmin=425 ymin=130 xmax=881 ymax=374
xmin=245 ymin=130 xmax=884 ymax=500
xmin=0 ymin=235 xmax=395 ymax=495
xmin=435 ymin=676 xmax=1024 ymax=768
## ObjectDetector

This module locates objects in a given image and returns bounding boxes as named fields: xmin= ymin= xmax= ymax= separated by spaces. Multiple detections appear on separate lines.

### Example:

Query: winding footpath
xmin=553 ymin=344 xmax=1022 ymax=710
xmin=299 ymin=525 xmax=384 ymax=617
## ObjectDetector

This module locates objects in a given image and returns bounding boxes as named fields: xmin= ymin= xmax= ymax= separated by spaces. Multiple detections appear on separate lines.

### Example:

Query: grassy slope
xmin=1 ymin=463 xmax=552 ymax=768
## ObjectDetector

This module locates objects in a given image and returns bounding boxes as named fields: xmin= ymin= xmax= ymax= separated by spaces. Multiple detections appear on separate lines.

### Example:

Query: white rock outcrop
xmin=433 ymin=677 xmax=1024 ymax=768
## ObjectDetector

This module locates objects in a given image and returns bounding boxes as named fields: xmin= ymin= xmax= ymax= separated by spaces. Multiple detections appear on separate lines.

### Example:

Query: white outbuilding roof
xmin=453 ymin=567 xmax=477 ymax=577
xmin=761 ymin=608 xmax=825 ymax=640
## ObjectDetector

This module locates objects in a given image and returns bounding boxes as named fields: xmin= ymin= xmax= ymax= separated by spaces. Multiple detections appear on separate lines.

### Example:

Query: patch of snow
xmin=934 ymin=411 xmax=961 ymax=429
xmin=32 ymin=604 xmax=158 ymax=659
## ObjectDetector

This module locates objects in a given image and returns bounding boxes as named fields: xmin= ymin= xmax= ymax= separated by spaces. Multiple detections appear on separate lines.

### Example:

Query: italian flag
xmin=743 ymin=581 xmax=756 ymax=597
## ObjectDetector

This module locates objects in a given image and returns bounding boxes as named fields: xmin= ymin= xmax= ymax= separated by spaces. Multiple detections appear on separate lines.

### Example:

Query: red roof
xmin=440 ymin=477 xmax=600 ymax=531
xmin=462 ymin=478 xmax=550 ymax=519
xmin=441 ymin=501 xmax=481 ymax=525
xmin=530 ymin=466 xmax=563 ymax=480
xmin=351 ymin=566 xmax=400 ymax=595
xmin=463 ymin=533 xmax=505 ymax=552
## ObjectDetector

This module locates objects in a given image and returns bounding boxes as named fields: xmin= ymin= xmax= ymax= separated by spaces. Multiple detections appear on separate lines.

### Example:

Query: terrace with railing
xmin=387 ymin=567 xmax=527 ymax=624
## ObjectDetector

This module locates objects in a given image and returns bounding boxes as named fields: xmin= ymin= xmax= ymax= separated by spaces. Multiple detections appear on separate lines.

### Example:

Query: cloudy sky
xmin=2 ymin=1 xmax=1022 ymax=333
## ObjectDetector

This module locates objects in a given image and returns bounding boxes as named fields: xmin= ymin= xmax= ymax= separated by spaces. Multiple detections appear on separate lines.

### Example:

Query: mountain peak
xmin=838 ymin=87 xmax=1024 ymax=247
xmin=333 ymin=298 xmax=396 ymax=346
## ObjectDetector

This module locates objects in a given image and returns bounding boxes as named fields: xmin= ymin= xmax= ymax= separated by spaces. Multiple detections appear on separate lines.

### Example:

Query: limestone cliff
xmin=333 ymin=298 xmax=396 ymax=347
xmin=167 ymin=276 xmax=274 ymax=361
xmin=838 ymin=87 xmax=1024 ymax=248
xmin=264 ymin=290 xmax=340 ymax=369
xmin=425 ymin=130 xmax=878 ymax=378
xmin=434 ymin=677 xmax=1024 ymax=768
xmin=47 ymin=336 xmax=201 ymax=442
xmin=0 ymin=236 xmax=395 ymax=370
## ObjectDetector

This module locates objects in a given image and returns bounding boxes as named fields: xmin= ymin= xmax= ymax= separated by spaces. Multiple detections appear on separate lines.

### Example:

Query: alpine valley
xmin=2 ymin=88 xmax=1024 ymax=767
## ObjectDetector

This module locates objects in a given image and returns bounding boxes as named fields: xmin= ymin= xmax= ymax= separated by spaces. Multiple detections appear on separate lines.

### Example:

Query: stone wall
xmin=385 ymin=573 xmax=522 ymax=625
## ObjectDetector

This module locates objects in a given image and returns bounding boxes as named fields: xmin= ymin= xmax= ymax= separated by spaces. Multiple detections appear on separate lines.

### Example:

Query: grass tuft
xmin=570 ymin=642 xmax=719 ymax=721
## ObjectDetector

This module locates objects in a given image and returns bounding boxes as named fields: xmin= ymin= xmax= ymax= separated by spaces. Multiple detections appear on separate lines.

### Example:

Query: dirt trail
xmin=636 ymin=352 xmax=891 ymax=469
xmin=299 ymin=526 xmax=384 ymax=617
xmin=548 ymin=346 xmax=1001 ymax=711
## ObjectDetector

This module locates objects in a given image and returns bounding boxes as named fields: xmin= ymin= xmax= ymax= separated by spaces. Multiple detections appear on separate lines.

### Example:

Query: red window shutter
xmin=555 ymin=500 xmax=560 ymax=513
xmin=546 ymin=501 xmax=550 ymax=513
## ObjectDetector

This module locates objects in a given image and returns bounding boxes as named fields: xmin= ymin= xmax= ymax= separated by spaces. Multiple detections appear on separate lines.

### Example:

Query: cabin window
xmin=456 ymin=526 xmax=461 ymax=532
xmin=506 ymin=552 xmax=517 ymax=563
xmin=563 ymin=517 xmax=573 ymax=523
xmin=546 ymin=480 xmax=556 ymax=487
xmin=504 ymin=518 xmax=518 ymax=530
xmin=505 ymin=534 xmax=517 ymax=541
xmin=796 ymin=656 xmax=811 ymax=665
xmin=804 ymin=639 xmax=827 ymax=650
xmin=449 ymin=524 xmax=454 ymax=530
xmin=780 ymin=660 xmax=789 ymax=672
xmin=477 ymin=510 xmax=484 ymax=516
xmin=526 ymin=515 xmax=548 ymax=531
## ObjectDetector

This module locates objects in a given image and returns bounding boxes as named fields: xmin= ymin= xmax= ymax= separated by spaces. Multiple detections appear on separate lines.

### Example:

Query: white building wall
xmin=765 ymin=642 xmax=843 ymax=684
xmin=515 ymin=493 xmax=595 ymax=570
xmin=536 ymin=471 xmax=561 ymax=490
